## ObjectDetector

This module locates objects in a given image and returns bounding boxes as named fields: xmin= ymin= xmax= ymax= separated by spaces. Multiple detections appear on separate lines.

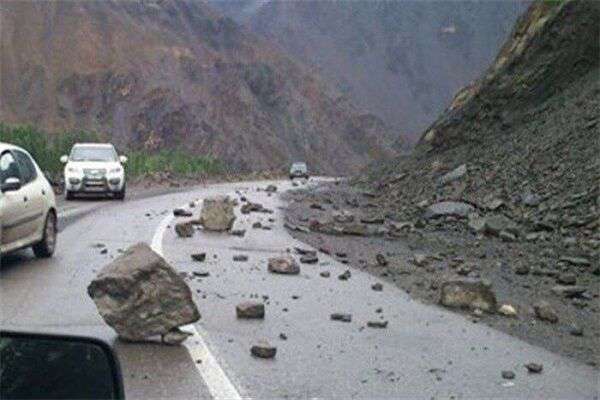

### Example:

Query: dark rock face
xmin=0 ymin=0 xmax=394 ymax=174
xmin=87 ymin=243 xmax=200 ymax=342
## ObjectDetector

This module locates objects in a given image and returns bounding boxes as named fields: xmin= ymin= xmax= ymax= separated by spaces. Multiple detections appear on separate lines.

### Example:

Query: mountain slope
xmin=211 ymin=0 xmax=528 ymax=142
xmin=366 ymin=0 xmax=599 ymax=234
xmin=0 ymin=0 xmax=394 ymax=173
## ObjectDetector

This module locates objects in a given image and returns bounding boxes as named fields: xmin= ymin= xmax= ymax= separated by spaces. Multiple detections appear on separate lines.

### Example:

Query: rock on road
xmin=1 ymin=179 xmax=597 ymax=399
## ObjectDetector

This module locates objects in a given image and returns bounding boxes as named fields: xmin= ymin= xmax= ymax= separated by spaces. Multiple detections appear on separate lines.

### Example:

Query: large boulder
xmin=439 ymin=279 xmax=497 ymax=312
xmin=198 ymin=195 xmax=236 ymax=232
xmin=87 ymin=243 xmax=200 ymax=342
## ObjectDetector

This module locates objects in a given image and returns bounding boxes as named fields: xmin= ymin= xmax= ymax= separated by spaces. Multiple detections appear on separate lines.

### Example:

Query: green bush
xmin=0 ymin=123 xmax=221 ymax=177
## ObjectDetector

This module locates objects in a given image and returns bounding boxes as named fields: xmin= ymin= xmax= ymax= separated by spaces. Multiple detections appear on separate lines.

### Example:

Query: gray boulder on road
xmin=198 ymin=195 xmax=236 ymax=232
xmin=87 ymin=243 xmax=200 ymax=342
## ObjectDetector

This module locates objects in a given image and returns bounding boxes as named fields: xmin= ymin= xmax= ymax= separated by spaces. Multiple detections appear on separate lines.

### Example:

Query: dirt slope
xmin=0 ymin=0 xmax=394 ymax=173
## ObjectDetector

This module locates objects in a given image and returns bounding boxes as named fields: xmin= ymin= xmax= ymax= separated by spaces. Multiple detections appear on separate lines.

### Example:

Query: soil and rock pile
xmin=284 ymin=0 xmax=599 ymax=366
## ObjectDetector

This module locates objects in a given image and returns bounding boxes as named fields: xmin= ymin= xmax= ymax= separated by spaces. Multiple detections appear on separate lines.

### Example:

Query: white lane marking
xmin=151 ymin=204 xmax=243 ymax=400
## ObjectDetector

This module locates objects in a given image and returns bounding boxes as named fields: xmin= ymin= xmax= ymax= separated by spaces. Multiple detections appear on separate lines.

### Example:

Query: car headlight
xmin=109 ymin=167 xmax=122 ymax=174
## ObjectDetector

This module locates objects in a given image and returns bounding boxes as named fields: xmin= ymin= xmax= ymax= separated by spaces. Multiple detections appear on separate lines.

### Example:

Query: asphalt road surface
xmin=1 ymin=179 xmax=598 ymax=399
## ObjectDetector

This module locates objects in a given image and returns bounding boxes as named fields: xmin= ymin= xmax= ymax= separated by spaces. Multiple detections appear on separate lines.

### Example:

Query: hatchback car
xmin=0 ymin=143 xmax=57 ymax=258
xmin=61 ymin=143 xmax=127 ymax=200
xmin=289 ymin=162 xmax=309 ymax=179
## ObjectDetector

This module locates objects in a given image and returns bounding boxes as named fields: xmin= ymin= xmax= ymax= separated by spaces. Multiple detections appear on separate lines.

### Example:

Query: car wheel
xmin=32 ymin=212 xmax=57 ymax=258
xmin=65 ymin=190 xmax=74 ymax=201
xmin=115 ymin=186 xmax=126 ymax=200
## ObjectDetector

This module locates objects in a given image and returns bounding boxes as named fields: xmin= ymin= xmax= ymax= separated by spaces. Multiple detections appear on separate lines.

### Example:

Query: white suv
xmin=0 ymin=143 xmax=57 ymax=258
xmin=61 ymin=143 xmax=127 ymax=200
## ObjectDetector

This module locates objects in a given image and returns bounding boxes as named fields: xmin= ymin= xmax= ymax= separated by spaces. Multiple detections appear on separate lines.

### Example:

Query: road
xmin=1 ymin=180 xmax=598 ymax=399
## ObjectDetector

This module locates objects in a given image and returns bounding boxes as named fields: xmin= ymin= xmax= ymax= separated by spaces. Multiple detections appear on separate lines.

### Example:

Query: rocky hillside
xmin=371 ymin=0 xmax=599 ymax=220
xmin=211 ymin=0 xmax=528 ymax=142
xmin=0 ymin=0 xmax=393 ymax=173
xmin=283 ymin=0 xmax=599 ymax=364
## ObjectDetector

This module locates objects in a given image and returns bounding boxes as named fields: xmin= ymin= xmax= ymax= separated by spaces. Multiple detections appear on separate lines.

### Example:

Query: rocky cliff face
xmin=365 ymin=0 xmax=599 ymax=239
xmin=210 ymin=0 xmax=528 ymax=142
xmin=0 ymin=0 xmax=394 ymax=173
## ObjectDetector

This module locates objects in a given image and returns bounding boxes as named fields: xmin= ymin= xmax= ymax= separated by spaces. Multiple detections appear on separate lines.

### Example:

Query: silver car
xmin=0 ymin=142 xmax=58 ymax=257
xmin=289 ymin=162 xmax=309 ymax=179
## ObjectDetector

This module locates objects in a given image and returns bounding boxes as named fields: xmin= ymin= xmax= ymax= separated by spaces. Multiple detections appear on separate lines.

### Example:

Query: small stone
xmin=175 ymin=222 xmax=194 ymax=238
xmin=191 ymin=253 xmax=206 ymax=262
xmin=556 ymin=273 xmax=576 ymax=285
xmin=192 ymin=271 xmax=210 ymax=278
xmin=523 ymin=193 xmax=542 ymax=207
xmin=551 ymin=285 xmax=586 ymax=298
xmin=268 ymin=256 xmax=300 ymax=275
xmin=233 ymin=255 xmax=249 ymax=262
xmin=413 ymin=254 xmax=428 ymax=267
xmin=499 ymin=230 xmax=516 ymax=242
xmin=533 ymin=301 xmax=558 ymax=323
xmin=100 ymin=248 xmax=108 ymax=254
xmin=524 ymin=363 xmax=543 ymax=373
xmin=501 ymin=370 xmax=515 ymax=380
xmin=514 ymin=264 xmax=530 ymax=275
xmin=439 ymin=279 xmax=497 ymax=312
xmin=330 ymin=313 xmax=352 ymax=322
xmin=231 ymin=229 xmax=246 ymax=237
xmin=338 ymin=270 xmax=352 ymax=280
xmin=251 ymin=342 xmax=277 ymax=359
xmin=252 ymin=222 xmax=262 ymax=229
xmin=300 ymin=254 xmax=319 ymax=264
xmin=498 ymin=304 xmax=517 ymax=317
xmin=424 ymin=201 xmax=475 ymax=219
xmin=173 ymin=208 xmax=193 ymax=217
xmin=236 ymin=302 xmax=265 ymax=319
xmin=371 ymin=283 xmax=383 ymax=292
xmin=265 ymin=184 xmax=278 ymax=193
xmin=439 ymin=164 xmax=467 ymax=186
xmin=279 ymin=333 xmax=288 ymax=340
xmin=375 ymin=254 xmax=388 ymax=266
xmin=559 ymin=256 xmax=590 ymax=267
xmin=320 ymin=271 xmax=331 ymax=278
xmin=366 ymin=320 xmax=388 ymax=329
xmin=569 ymin=324 xmax=583 ymax=336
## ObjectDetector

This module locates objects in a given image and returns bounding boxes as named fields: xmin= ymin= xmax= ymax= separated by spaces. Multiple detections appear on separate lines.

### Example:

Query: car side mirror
xmin=1 ymin=177 xmax=21 ymax=193
xmin=60 ymin=155 xmax=68 ymax=164
xmin=0 ymin=331 xmax=124 ymax=400
xmin=119 ymin=155 xmax=127 ymax=164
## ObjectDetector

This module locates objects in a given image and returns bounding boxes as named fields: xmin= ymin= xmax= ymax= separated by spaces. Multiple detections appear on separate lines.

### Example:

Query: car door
xmin=0 ymin=150 xmax=29 ymax=247
xmin=12 ymin=150 xmax=45 ymax=241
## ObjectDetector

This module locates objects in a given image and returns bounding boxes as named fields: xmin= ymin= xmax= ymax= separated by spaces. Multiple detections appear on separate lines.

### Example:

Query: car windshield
xmin=70 ymin=147 xmax=116 ymax=162
xmin=292 ymin=163 xmax=306 ymax=169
